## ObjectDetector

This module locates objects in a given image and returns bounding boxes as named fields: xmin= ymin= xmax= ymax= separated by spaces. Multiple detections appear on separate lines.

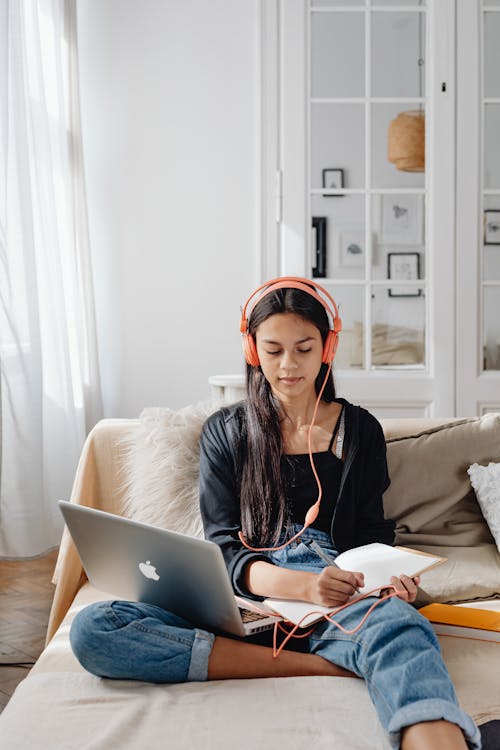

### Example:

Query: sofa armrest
xmin=46 ymin=418 xmax=140 ymax=643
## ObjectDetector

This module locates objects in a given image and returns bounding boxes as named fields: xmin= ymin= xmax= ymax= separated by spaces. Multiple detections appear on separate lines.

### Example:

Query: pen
xmin=307 ymin=539 xmax=340 ymax=568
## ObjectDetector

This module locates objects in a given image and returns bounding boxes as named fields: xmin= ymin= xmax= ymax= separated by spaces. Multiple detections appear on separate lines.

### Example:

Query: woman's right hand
xmin=306 ymin=566 xmax=365 ymax=607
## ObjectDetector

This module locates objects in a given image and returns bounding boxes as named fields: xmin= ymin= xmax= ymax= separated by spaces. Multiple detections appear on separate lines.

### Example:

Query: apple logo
xmin=138 ymin=560 xmax=160 ymax=581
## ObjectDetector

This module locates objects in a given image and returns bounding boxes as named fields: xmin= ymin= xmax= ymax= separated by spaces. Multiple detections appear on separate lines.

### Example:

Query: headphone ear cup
xmin=322 ymin=330 xmax=338 ymax=364
xmin=242 ymin=334 xmax=260 ymax=366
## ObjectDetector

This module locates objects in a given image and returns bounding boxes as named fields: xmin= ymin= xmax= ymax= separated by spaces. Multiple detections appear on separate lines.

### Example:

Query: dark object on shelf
xmin=322 ymin=168 xmax=344 ymax=197
xmin=312 ymin=216 xmax=327 ymax=278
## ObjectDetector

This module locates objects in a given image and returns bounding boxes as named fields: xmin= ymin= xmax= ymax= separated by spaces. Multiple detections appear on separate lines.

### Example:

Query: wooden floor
xmin=0 ymin=549 xmax=59 ymax=714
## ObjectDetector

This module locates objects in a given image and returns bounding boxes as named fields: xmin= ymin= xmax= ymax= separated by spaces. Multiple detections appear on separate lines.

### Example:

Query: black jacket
xmin=199 ymin=398 xmax=395 ymax=600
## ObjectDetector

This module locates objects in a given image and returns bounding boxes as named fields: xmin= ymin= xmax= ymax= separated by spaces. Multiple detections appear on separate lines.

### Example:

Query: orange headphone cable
xmin=238 ymin=360 xmax=333 ymax=553
xmin=270 ymin=587 xmax=400 ymax=659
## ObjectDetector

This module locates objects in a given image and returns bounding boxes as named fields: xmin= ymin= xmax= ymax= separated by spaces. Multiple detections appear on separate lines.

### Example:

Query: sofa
xmin=1 ymin=404 xmax=500 ymax=750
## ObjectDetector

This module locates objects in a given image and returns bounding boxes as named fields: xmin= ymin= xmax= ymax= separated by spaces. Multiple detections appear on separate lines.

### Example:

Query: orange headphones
xmin=238 ymin=276 xmax=342 ymax=552
xmin=239 ymin=276 xmax=342 ymax=367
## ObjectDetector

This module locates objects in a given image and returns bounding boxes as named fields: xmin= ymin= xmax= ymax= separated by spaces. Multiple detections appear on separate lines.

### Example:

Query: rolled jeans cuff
xmin=186 ymin=628 xmax=215 ymax=681
xmin=387 ymin=698 xmax=482 ymax=750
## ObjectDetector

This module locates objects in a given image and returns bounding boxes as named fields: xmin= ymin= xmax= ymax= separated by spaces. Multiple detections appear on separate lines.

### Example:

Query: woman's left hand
xmin=382 ymin=575 xmax=420 ymax=603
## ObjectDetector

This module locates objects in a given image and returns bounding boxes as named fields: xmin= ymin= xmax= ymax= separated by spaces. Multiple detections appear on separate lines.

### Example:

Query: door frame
xmin=260 ymin=0 xmax=458 ymax=418
xmin=456 ymin=0 xmax=500 ymax=416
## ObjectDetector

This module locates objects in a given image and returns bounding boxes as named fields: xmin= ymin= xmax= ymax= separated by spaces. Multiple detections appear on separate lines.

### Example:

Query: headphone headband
xmin=240 ymin=276 xmax=341 ymax=334
xmin=240 ymin=276 xmax=342 ymax=366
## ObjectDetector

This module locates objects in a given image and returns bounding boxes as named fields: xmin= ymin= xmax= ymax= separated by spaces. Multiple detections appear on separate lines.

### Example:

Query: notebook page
xmin=335 ymin=543 xmax=445 ymax=595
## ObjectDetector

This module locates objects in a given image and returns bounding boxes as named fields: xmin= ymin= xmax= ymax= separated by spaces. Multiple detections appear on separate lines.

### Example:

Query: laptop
xmin=59 ymin=501 xmax=278 ymax=637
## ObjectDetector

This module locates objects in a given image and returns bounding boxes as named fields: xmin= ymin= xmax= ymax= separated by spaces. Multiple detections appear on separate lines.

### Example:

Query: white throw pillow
xmin=467 ymin=462 xmax=500 ymax=554
xmin=119 ymin=402 xmax=218 ymax=538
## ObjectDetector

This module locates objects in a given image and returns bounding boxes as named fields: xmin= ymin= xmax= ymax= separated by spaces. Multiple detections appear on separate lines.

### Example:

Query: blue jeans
xmin=70 ymin=526 xmax=481 ymax=749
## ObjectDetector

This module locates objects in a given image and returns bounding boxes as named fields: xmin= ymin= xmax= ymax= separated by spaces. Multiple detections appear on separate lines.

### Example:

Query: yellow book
xmin=419 ymin=603 xmax=500 ymax=643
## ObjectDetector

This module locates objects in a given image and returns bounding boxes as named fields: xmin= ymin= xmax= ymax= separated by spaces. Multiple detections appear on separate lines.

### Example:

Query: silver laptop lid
xmin=59 ymin=501 xmax=259 ymax=638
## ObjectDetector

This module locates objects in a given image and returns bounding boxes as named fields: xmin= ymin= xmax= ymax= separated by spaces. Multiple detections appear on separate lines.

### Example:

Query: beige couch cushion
xmin=384 ymin=413 xmax=500 ymax=547
xmin=411 ymin=544 xmax=500 ymax=606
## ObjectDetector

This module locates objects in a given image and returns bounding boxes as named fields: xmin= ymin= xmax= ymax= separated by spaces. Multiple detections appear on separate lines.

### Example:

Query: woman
xmin=70 ymin=277 xmax=480 ymax=750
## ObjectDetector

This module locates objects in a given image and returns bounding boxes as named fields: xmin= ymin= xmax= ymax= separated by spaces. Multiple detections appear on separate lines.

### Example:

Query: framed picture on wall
xmin=338 ymin=230 xmax=365 ymax=268
xmin=336 ymin=229 xmax=375 ymax=268
xmin=388 ymin=252 xmax=422 ymax=297
xmin=380 ymin=194 xmax=423 ymax=245
xmin=322 ymin=168 xmax=344 ymax=197
xmin=484 ymin=210 xmax=500 ymax=245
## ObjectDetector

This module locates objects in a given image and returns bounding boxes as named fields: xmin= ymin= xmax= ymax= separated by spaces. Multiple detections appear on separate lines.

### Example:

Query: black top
xmin=283 ymin=454 xmax=343 ymax=533
xmin=199 ymin=398 xmax=395 ymax=601
xmin=283 ymin=414 xmax=343 ymax=533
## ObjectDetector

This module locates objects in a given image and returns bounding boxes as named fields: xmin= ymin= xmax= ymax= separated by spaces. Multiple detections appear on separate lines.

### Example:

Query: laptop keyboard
xmin=240 ymin=607 xmax=269 ymax=623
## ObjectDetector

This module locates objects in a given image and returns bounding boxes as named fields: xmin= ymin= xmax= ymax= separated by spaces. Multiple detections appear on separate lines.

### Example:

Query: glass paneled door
xmin=456 ymin=0 xmax=500 ymax=415
xmin=266 ymin=0 xmax=456 ymax=418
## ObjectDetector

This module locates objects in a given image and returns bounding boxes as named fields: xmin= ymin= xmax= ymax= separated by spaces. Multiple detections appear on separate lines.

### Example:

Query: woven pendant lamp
xmin=387 ymin=109 xmax=425 ymax=172
xmin=387 ymin=1 xmax=425 ymax=173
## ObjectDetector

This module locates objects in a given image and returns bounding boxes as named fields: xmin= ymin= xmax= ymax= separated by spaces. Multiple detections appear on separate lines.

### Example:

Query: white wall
xmin=76 ymin=0 xmax=260 ymax=416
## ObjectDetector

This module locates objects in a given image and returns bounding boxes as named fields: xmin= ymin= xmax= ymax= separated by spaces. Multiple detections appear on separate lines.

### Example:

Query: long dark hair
xmin=239 ymin=287 xmax=337 ymax=546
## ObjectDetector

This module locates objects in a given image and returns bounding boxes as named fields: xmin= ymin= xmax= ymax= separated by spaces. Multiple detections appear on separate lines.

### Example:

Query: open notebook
xmin=238 ymin=543 xmax=446 ymax=628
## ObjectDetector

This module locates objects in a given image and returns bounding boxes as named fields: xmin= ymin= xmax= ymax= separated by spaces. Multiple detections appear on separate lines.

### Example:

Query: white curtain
xmin=0 ymin=0 xmax=102 ymax=558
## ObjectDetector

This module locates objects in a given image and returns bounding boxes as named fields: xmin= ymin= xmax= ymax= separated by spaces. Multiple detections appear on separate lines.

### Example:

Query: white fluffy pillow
xmin=468 ymin=462 xmax=500 ymax=554
xmin=119 ymin=402 xmax=218 ymax=538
